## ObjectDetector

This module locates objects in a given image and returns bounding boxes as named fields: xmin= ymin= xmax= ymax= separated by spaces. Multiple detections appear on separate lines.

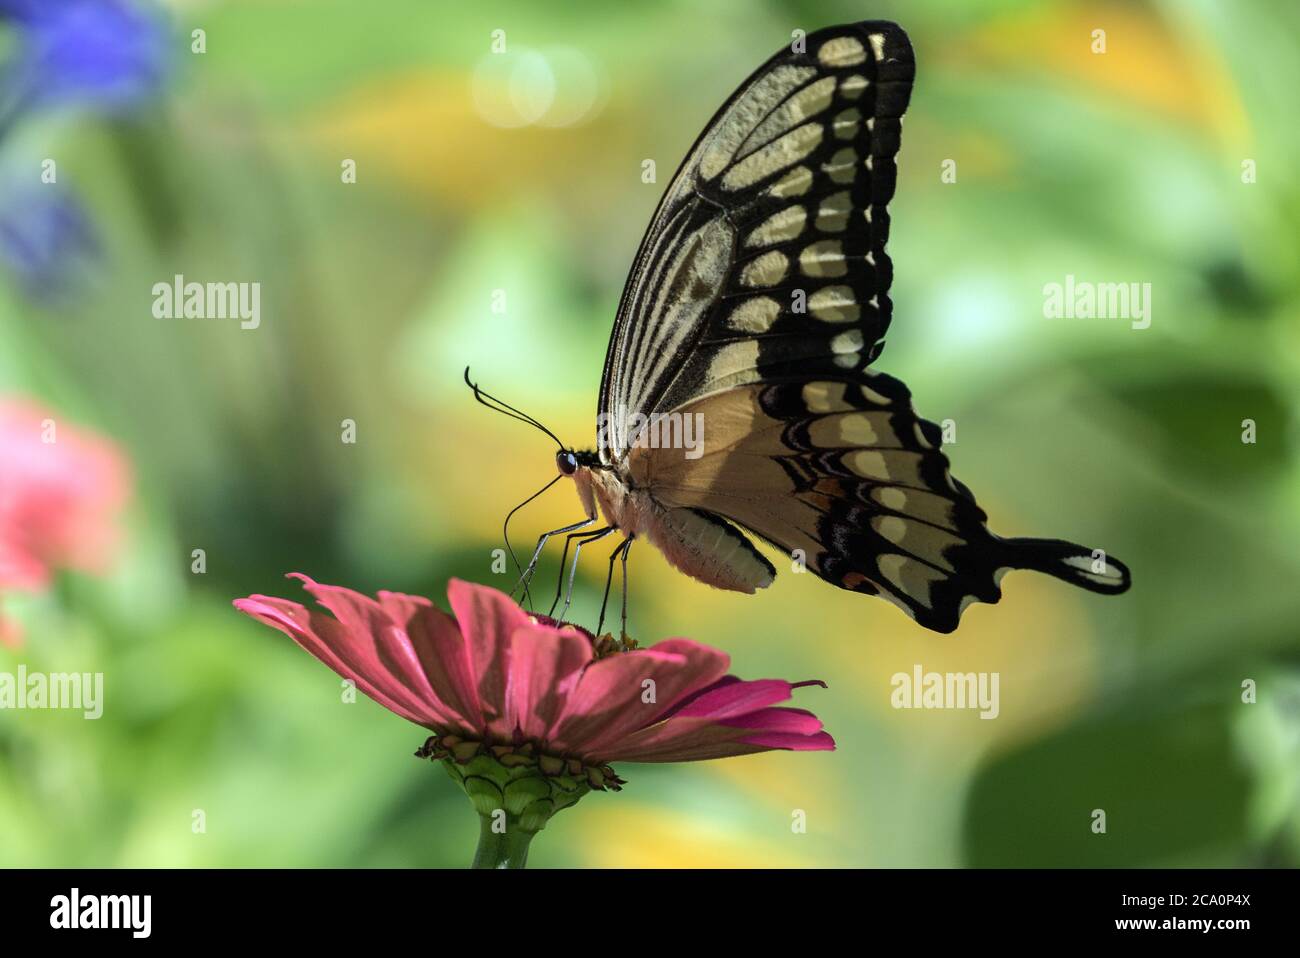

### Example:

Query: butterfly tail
xmin=1000 ymin=537 xmax=1131 ymax=595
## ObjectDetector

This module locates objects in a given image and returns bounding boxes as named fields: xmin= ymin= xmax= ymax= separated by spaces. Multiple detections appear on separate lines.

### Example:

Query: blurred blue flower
xmin=0 ymin=0 xmax=170 ymax=299
xmin=0 ymin=180 xmax=98 ymax=302
xmin=0 ymin=0 xmax=171 ymax=121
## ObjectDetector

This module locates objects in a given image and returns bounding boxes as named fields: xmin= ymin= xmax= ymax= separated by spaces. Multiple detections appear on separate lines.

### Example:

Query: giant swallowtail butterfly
xmin=470 ymin=19 xmax=1131 ymax=634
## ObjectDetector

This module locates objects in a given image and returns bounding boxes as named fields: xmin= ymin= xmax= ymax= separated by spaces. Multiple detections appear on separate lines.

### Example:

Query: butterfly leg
xmin=512 ymin=517 xmax=594 ymax=602
xmin=596 ymin=536 xmax=633 ymax=638
xmin=548 ymin=527 xmax=612 ymax=617
xmin=557 ymin=526 xmax=615 ymax=624
xmin=620 ymin=536 xmax=634 ymax=638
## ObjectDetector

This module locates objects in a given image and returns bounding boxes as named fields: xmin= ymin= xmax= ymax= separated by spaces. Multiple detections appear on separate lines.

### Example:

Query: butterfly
xmin=470 ymin=19 xmax=1131 ymax=634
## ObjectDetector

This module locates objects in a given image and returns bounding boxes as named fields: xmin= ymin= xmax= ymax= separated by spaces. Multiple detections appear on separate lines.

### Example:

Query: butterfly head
xmin=556 ymin=448 xmax=601 ymax=478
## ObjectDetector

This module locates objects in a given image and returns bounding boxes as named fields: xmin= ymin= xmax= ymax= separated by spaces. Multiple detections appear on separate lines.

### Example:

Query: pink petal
xmin=503 ymin=623 xmax=592 ymax=741
xmin=742 ymin=730 xmax=837 ymax=751
xmin=597 ymin=691 xmax=834 ymax=763
xmin=720 ymin=706 xmax=826 ymax=733
xmin=0 ymin=537 xmax=50 ymax=590
xmin=551 ymin=639 xmax=730 ymax=754
xmin=288 ymin=574 xmax=465 ymax=726
xmin=665 ymin=678 xmax=804 ymax=722
xmin=446 ymin=578 xmax=535 ymax=736
xmin=376 ymin=589 xmax=483 ymax=730
xmin=234 ymin=595 xmax=443 ymax=729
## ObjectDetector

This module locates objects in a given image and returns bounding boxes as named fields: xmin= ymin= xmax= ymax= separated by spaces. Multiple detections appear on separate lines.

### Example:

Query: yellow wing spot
xmin=838 ymin=413 xmax=879 ymax=445
xmin=809 ymin=412 xmax=881 ymax=447
xmin=740 ymin=250 xmax=788 ymax=287
xmin=722 ymin=122 xmax=823 ymax=191
xmin=767 ymin=166 xmax=813 ymax=198
xmin=698 ymin=65 xmax=817 ymax=180
xmin=823 ymin=147 xmax=858 ymax=184
xmin=859 ymin=384 xmax=891 ymax=405
xmin=831 ymin=331 xmax=864 ymax=370
xmin=745 ymin=77 xmax=837 ymax=151
xmin=818 ymin=36 xmax=868 ymax=67
xmin=705 ymin=340 xmax=760 ymax=389
xmin=799 ymin=240 xmax=847 ymax=278
xmin=878 ymin=553 xmax=944 ymax=608
xmin=815 ymin=191 xmax=852 ymax=232
xmin=875 ymin=487 xmax=908 ymax=511
xmin=801 ymin=381 xmax=851 ymax=413
xmin=833 ymin=108 xmax=861 ymax=140
xmin=913 ymin=422 xmax=934 ymax=450
xmin=848 ymin=450 xmax=891 ymax=480
xmin=873 ymin=515 xmax=908 ymax=545
xmin=839 ymin=75 xmax=869 ymax=99
xmin=745 ymin=206 xmax=807 ymax=247
xmin=726 ymin=297 xmax=781 ymax=333
xmin=868 ymin=33 xmax=888 ymax=62
xmin=811 ymin=286 xmax=860 ymax=323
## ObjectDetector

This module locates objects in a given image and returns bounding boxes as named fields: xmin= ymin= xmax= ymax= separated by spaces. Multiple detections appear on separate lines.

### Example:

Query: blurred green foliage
xmin=2 ymin=0 xmax=1298 ymax=867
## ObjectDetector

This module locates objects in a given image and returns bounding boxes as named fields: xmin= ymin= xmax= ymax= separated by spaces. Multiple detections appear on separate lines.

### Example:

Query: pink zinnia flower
xmin=234 ymin=575 xmax=833 ymax=867
xmin=0 ymin=397 xmax=130 ymax=646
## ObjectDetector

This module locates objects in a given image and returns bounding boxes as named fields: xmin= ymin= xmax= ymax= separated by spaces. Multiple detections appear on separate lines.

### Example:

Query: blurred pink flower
xmin=0 ymin=397 xmax=130 ymax=646
xmin=235 ymin=575 xmax=834 ymax=781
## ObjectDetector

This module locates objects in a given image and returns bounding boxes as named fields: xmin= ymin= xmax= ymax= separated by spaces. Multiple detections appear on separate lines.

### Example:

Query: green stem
xmin=471 ymin=815 xmax=537 ymax=869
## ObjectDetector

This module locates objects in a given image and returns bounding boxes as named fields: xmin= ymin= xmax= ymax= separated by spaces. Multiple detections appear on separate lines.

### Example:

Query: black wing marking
xmin=753 ymin=372 xmax=1131 ymax=632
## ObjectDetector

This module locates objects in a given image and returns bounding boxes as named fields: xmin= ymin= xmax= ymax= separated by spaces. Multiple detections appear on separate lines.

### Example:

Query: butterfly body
xmin=568 ymin=457 xmax=776 ymax=593
xmin=512 ymin=19 xmax=1131 ymax=634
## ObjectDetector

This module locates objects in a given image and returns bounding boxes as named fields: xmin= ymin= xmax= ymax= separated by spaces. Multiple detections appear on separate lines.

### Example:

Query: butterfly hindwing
xmin=631 ymin=373 xmax=1129 ymax=632
xmin=599 ymin=21 xmax=915 ymax=461
xmin=629 ymin=372 xmax=998 ymax=632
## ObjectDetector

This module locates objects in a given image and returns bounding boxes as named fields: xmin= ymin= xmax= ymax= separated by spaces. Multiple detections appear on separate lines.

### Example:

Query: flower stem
xmin=471 ymin=815 xmax=537 ymax=869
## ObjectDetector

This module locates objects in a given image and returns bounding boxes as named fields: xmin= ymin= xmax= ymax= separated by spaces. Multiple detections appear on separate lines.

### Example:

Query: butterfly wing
xmin=598 ymin=20 xmax=1131 ymax=632
xmin=598 ymin=21 xmax=913 ymax=462
xmin=626 ymin=374 xmax=1130 ymax=633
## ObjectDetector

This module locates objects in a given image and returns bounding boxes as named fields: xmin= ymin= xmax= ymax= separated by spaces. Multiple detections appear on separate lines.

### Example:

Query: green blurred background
xmin=2 ymin=0 xmax=1299 ymax=867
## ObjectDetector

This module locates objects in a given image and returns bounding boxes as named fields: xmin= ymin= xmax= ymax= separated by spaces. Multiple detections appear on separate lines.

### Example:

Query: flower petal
xmin=597 ymin=690 xmax=835 ymax=762
xmin=720 ymin=705 xmax=826 ymax=733
xmin=376 ymin=589 xmax=483 ymax=731
xmin=287 ymin=574 xmax=467 ymax=726
xmin=551 ymin=639 xmax=730 ymax=754
xmin=446 ymin=578 xmax=536 ymax=735
xmin=504 ymin=623 xmax=592 ymax=742
xmin=233 ymin=595 xmax=447 ymax=729
xmin=741 ymin=730 xmax=837 ymax=751
xmin=661 ymin=678 xmax=806 ymax=722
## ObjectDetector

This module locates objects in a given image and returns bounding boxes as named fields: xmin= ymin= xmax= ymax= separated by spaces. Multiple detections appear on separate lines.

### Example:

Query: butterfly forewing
xmin=599 ymin=22 xmax=914 ymax=462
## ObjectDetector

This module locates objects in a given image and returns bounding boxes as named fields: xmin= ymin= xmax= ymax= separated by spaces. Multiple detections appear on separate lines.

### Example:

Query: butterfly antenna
xmin=464 ymin=367 xmax=567 ymax=450
xmin=502 ymin=473 xmax=562 ymax=610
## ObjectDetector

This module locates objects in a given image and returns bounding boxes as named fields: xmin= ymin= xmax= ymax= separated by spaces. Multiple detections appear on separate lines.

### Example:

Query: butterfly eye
xmin=556 ymin=451 xmax=578 ymax=476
